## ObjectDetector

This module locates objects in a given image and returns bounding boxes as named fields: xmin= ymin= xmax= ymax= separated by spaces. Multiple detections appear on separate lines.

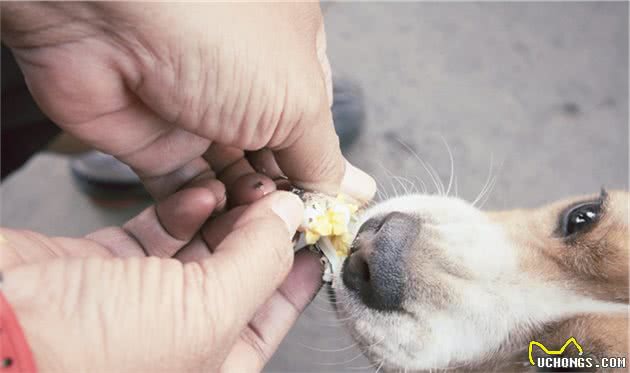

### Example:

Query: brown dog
xmin=334 ymin=189 xmax=628 ymax=372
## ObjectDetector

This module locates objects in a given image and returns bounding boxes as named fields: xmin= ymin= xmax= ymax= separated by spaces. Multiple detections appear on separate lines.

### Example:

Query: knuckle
xmin=302 ymin=132 xmax=344 ymax=183
xmin=239 ymin=328 xmax=269 ymax=369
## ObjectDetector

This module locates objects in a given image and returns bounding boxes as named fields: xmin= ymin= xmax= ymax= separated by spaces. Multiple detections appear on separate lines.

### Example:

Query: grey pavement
xmin=1 ymin=2 xmax=627 ymax=372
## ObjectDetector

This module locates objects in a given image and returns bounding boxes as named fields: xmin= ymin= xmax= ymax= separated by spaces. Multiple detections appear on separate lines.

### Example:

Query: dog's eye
xmin=563 ymin=202 xmax=601 ymax=236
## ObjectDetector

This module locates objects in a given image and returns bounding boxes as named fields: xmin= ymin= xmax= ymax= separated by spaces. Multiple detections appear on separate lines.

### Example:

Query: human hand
xmin=1 ymin=2 xmax=375 ymax=203
xmin=0 ymin=186 xmax=322 ymax=372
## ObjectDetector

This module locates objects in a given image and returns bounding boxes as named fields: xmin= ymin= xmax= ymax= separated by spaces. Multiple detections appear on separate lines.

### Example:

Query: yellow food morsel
xmin=302 ymin=193 xmax=358 ymax=258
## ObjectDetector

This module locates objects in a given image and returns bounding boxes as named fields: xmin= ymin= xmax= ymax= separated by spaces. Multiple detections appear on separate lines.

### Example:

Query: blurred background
xmin=1 ymin=2 xmax=628 ymax=372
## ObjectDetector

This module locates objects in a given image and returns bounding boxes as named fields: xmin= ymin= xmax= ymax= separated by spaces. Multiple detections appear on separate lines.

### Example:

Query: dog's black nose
xmin=342 ymin=211 xmax=418 ymax=311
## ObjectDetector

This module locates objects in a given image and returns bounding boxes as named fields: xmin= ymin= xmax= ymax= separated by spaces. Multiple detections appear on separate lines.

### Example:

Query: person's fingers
xmin=316 ymin=20 xmax=333 ymax=108
xmin=154 ymin=188 xmax=215 ymax=243
xmin=172 ymin=235 xmax=209 ymax=263
xmin=340 ymin=160 xmax=378 ymax=204
xmin=204 ymin=143 xmax=255 ymax=188
xmin=174 ymin=173 xmax=279 ymax=263
xmin=188 ymin=191 xmax=303 ymax=347
xmin=220 ymin=250 xmax=323 ymax=371
xmin=186 ymin=175 xmax=228 ymax=212
xmin=269 ymin=16 xmax=374 ymax=203
xmin=141 ymin=157 xmax=213 ymax=201
xmin=174 ymin=205 xmax=247 ymax=262
xmin=250 ymin=146 xmax=375 ymax=204
xmin=273 ymin=117 xmax=376 ymax=203
xmin=247 ymin=148 xmax=285 ymax=180
xmin=229 ymin=173 xmax=277 ymax=206
xmin=205 ymin=143 xmax=282 ymax=207
xmin=64 ymin=101 xmax=212 ymax=202
xmin=88 ymin=187 xmax=216 ymax=257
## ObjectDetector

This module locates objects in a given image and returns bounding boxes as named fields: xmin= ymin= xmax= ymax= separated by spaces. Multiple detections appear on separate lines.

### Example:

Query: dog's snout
xmin=342 ymin=211 xmax=418 ymax=311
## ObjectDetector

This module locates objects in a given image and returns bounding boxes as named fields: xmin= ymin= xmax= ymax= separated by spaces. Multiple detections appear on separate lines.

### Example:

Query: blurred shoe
xmin=332 ymin=77 xmax=365 ymax=151
xmin=70 ymin=151 xmax=149 ymax=207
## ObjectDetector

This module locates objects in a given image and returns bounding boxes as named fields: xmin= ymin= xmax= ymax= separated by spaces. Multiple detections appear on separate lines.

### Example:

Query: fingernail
xmin=340 ymin=161 xmax=376 ymax=204
xmin=270 ymin=191 xmax=304 ymax=234
xmin=252 ymin=178 xmax=272 ymax=196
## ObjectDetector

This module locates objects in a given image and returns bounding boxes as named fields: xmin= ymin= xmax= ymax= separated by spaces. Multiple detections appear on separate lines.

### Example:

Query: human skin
xmin=0 ymin=2 xmax=376 ymax=372
xmin=1 ymin=187 xmax=322 ymax=372
xmin=0 ymin=2 xmax=375 ymax=202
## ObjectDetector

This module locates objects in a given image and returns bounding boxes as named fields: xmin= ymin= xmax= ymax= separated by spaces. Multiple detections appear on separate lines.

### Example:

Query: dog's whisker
xmin=374 ymin=170 xmax=391 ymax=200
xmin=315 ymin=352 xmax=365 ymax=366
xmin=321 ymin=294 xmax=355 ymax=308
xmin=312 ymin=296 xmax=358 ymax=316
xmin=477 ymin=174 xmax=498 ymax=209
xmin=412 ymin=174 xmax=428 ymax=194
xmin=347 ymin=359 xmax=384 ymax=371
xmin=472 ymin=153 xmax=495 ymax=206
xmin=475 ymin=174 xmax=495 ymax=209
xmin=300 ymin=312 xmax=359 ymax=327
xmin=477 ymin=159 xmax=504 ymax=209
xmin=396 ymin=138 xmax=444 ymax=195
xmin=453 ymin=174 xmax=459 ymax=198
xmin=314 ymin=298 xmax=363 ymax=320
xmin=308 ymin=300 xmax=339 ymax=314
xmin=297 ymin=340 xmax=360 ymax=353
xmin=297 ymin=331 xmax=351 ymax=343
xmin=377 ymin=162 xmax=402 ymax=198
xmin=404 ymin=172 xmax=420 ymax=194
xmin=392 ymin=176 xmax=415 ymax=196
xmin=397 ymin=176 xmax=411 ymax=195
xmin=375 ymin=360 xmax=385 ymax=373
xmin=440 ymin=136 xmax=455 ymax=197
xmin=371 ymin=174 xmax=384 ymax=199
xmin=334 ymin=312 xmax=364 ymax=322
xmin=424 ymin=157 xmax=446 ymax=196
xmin=390 ymin=175 xmax=408 ymax=196
xmin=400 ymin=174 xmax=420 ymax=194
xmin=472 ymin=157 xmax=494 ymax=206
xmin=316 ymin=337 xmax=385 ymax=366
xmin=373 ymin=175 xmax=390 ymax=201
xmin=375 ymin=188 xmax=386 ymax=202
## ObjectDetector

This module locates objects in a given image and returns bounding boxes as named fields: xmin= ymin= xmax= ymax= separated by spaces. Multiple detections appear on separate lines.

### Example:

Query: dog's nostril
xmin=342 ymin=251 xmax=372 ymax=294
xmin=343 ymin=211 xmax=414 ymax=312
xmin=348 ymin=252 xmax=370 ymax=283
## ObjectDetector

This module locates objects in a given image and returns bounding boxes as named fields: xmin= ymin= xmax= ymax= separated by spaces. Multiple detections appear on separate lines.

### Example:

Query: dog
xmin=333 ymin=189 xmax=628 ymax=372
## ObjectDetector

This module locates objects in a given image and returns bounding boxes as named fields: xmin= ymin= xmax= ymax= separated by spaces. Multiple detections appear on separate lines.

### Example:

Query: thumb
xmin=273 ymin=21 xmax=375 ymax=201
xmin=272 ymin=100 xmax=376 ymax=203
xmin=189 ymin=191 xmax=304 ymax=355
xmin=0 ymin=192 xmax=304 ymax=372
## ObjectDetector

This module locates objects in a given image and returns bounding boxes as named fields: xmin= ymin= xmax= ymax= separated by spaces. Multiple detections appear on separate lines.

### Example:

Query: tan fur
xmin=483 ymin=191 xmax=629 ymax=371
xmin=492 ymin=191 xmax=629 ymax=303
xmin=336 ymin=190 xmax=629 ymax=372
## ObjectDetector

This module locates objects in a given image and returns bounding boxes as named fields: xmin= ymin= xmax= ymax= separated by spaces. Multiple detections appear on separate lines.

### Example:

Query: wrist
xmin=0 ymin=288 xmax=37 ymax=372
xmin=1 ymin=271 xmax=66 ymax=373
